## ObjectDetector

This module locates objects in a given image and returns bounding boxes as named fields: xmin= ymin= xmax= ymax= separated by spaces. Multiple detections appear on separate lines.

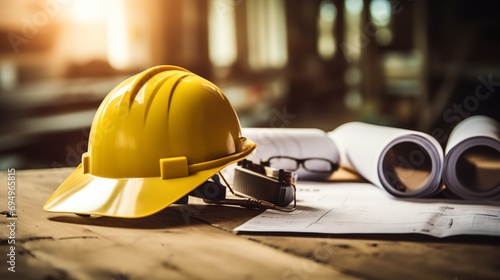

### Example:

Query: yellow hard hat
xmin=44 ymin=65 xmax=256 ymax=218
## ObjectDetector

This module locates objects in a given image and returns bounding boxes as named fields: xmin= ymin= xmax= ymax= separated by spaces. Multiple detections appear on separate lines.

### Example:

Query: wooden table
xmin=1 ymin=168 xmax=499 ymax=280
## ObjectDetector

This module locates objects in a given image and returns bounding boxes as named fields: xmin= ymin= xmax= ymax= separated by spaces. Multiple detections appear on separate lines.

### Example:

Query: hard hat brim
xmin=43 ymin=142 xmax=256 ymax=218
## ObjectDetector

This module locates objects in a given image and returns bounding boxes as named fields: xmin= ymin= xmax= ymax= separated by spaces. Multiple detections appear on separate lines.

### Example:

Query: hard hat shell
xmin=44 ymin=65 xmax=256 ymax=218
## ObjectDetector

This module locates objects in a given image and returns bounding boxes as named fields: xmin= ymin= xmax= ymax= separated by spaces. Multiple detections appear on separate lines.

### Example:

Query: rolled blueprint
xmin=443 ymin=115 xmax=500 ymax=200
xmin=242 ymin=128 xmax=340 ymax=180
xmin=328 ymin=122 xmax=444 ymax=198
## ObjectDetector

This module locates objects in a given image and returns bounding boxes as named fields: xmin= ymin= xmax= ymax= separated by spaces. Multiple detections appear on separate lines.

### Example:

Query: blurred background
xmin=0 ymin=0 xmax=499 ymax=170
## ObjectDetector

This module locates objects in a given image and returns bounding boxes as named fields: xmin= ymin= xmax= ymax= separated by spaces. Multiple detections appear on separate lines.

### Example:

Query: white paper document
xmin=443 ymin=115 xmax=500 ymax=200
xmin=234 ymin=182 xmax=500 ymax=237
xmin=241 ymin=127 xmax=340 ymax=180
xmin=241 ymin=115 xmax=499 ymax=200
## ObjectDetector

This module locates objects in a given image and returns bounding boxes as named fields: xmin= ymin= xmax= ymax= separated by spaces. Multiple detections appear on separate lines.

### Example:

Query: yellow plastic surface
xmin=44 ymin=65 xmax=256 ymax=218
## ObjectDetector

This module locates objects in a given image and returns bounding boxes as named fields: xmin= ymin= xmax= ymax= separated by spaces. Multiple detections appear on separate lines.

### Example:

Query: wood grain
xmin=1 ymin=168 xmax=499 ymax=280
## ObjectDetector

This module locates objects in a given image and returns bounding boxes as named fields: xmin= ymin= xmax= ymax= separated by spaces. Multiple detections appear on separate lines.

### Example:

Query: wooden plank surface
xmin=1 ymin=168 xmax=500 ymax=280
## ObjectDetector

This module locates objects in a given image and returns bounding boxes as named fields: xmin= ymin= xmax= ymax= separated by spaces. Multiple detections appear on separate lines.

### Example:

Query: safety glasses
xmin=260 ymin=156 xmax=339 ymax=173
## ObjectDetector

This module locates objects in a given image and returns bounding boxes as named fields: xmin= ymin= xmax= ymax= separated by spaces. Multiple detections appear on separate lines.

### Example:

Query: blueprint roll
xmin=329 ymin=122 xmax=444 ymax=198
xmin=443 ymin=115 xmax=500 ymax=200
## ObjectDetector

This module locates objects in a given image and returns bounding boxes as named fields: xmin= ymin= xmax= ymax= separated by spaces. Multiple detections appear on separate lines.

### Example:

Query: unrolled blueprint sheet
xmin=234 ymin=183 xmax=500 ymax=237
